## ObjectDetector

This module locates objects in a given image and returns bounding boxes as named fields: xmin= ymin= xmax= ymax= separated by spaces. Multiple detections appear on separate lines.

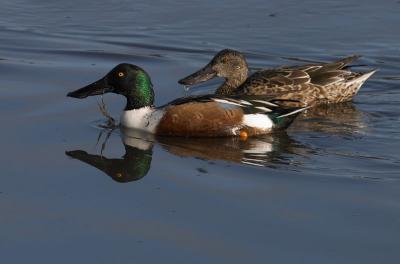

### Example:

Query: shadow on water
xmin=65 ymin=102 xmax=367 ymax=183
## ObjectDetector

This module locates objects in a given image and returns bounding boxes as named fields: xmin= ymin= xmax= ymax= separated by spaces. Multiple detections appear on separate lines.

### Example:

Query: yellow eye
xmin=118 ymin=72 xmax=124 ymax=77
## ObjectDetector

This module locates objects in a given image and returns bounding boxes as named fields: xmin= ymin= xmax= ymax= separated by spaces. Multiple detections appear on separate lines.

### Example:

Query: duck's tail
xmin=339 ymin=69 xmax=377 ymax=100
xmin=268 ymin=103 xmax=310 ymax=129
xmin=334 ymin=55 xmax=362 ymax=69
xmin=347 ymin=69 xmax=377 ymax=84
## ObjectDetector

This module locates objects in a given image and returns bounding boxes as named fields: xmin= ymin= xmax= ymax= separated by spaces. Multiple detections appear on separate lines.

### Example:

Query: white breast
xmin=120 ymin=107 xmax=165 ymax=133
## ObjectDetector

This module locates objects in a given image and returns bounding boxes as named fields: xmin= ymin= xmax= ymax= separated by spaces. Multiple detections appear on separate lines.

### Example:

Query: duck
xmin=67 ymin=63 xmax=308 ymax=137
xmin=178 ymin=49 xmax=377 ymax=106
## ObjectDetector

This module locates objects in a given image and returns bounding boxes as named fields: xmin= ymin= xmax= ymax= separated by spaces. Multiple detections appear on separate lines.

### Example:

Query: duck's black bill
xmin=67 ymin=78 xmax=113 ymax=99
xmin=178 ymin=63 xmax=217 ymax=87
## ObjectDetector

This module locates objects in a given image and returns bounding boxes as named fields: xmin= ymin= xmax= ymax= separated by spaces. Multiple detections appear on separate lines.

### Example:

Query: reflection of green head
xmin=120 ymin=145 xmax=153 ymax=182
xmin=65 ymin=145 xmax=153 ymax=183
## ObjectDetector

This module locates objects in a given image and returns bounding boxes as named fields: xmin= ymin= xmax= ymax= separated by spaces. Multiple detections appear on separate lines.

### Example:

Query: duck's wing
xmin=237 ymin=68 xmax=312 ymax=96
xmin=236 ymin=69 xmax=315 ymax=105
xmin=163 ymin=94 xmax=302 ymax=113
xmin=163 ymin=94 xmax=218 ymax=107
xmin=295 ymin=55 xmax=361 ymax=86
xmin=238 ymin=55 xmax=361 ymax=94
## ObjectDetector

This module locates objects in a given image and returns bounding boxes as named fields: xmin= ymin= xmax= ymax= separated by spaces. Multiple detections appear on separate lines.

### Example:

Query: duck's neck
xmin=125 ymin=95 xmax=154 ymax=111
xmin=215 ymin=68 xmax=249 ymax=95
xmin=125 ymin=70 xmax=155 ymax=110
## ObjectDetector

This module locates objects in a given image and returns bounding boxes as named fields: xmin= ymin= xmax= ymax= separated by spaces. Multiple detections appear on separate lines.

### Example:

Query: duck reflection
xmin=66 ymin=128 xmax=307 ymax=183
xmin=65 ymin=103 xmax=367 ymax=183
xmin=66 ymin=134 xmax=153 ymax=183
xmin=157 ymin=132 xmax=305 ymax=167
xmin=291 ymin=102 xmax=367 ymax=135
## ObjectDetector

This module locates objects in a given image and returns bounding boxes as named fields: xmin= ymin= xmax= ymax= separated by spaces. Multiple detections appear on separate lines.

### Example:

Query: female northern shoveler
xmin=67 ymin=63 xmax=307 ymax=137
xmin=178 ymin=49 xmax=377 ymax=106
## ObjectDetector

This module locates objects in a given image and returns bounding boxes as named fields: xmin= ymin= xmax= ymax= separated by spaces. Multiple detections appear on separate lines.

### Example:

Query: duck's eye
xmin=118 ymin=72 xmax=124 ymax=77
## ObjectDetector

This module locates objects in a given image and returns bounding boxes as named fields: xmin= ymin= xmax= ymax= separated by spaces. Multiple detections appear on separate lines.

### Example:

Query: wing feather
xmin=236 ymin=55 xmax=361 ymax=94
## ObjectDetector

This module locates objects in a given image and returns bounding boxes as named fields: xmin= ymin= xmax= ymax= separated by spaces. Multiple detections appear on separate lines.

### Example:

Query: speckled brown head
xmin=178 ymin=49 xmax=249 ymax=95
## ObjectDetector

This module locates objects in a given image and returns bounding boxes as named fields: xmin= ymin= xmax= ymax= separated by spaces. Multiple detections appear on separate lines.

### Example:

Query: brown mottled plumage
xmin=178 ymin=49 xmax=377 ymax=106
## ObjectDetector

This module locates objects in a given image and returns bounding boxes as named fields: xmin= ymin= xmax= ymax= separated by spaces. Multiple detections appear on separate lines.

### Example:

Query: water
xmin=1 ymin=0 xmax=400 ymax=263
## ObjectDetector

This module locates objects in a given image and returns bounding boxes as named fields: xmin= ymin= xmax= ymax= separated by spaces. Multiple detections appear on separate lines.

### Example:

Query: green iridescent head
xmin=67 ymin=63 xmax=154 ymax=110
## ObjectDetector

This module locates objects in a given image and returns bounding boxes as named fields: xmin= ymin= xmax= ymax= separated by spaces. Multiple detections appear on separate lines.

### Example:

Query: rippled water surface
xmin=1 ymin=0 xmax=400 ymax=263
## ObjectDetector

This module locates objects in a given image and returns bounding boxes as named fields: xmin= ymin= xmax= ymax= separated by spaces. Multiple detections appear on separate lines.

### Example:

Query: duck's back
xmin=234 ymin=56 xmax=375 ymax=105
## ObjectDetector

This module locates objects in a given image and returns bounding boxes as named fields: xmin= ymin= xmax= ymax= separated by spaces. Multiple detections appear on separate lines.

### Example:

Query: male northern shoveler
xmin=178 ymin=49 xmax=377 ymax=106
xmin=67 ymin=63 xmax=307 ymax=137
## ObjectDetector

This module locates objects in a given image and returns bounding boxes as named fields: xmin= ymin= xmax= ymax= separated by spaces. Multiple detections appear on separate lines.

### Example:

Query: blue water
xmin=1 ymin=0 xmax=400 ymax=263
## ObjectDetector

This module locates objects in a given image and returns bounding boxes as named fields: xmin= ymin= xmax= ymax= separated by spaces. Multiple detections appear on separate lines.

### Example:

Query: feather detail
xmin=154 ymin=95 xmax=308 ymax=136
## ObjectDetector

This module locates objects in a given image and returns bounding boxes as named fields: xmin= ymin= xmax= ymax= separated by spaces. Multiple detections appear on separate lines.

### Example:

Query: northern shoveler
xmin=67 ymin=63 xmax=308 ymax=137
xmin=178 ymin=49 xmax=377 ymax=106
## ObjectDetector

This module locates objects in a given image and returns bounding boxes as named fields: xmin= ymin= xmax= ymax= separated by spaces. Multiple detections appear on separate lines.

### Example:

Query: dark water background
xmin=1 ymin=0 xmax=400 ymax=263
